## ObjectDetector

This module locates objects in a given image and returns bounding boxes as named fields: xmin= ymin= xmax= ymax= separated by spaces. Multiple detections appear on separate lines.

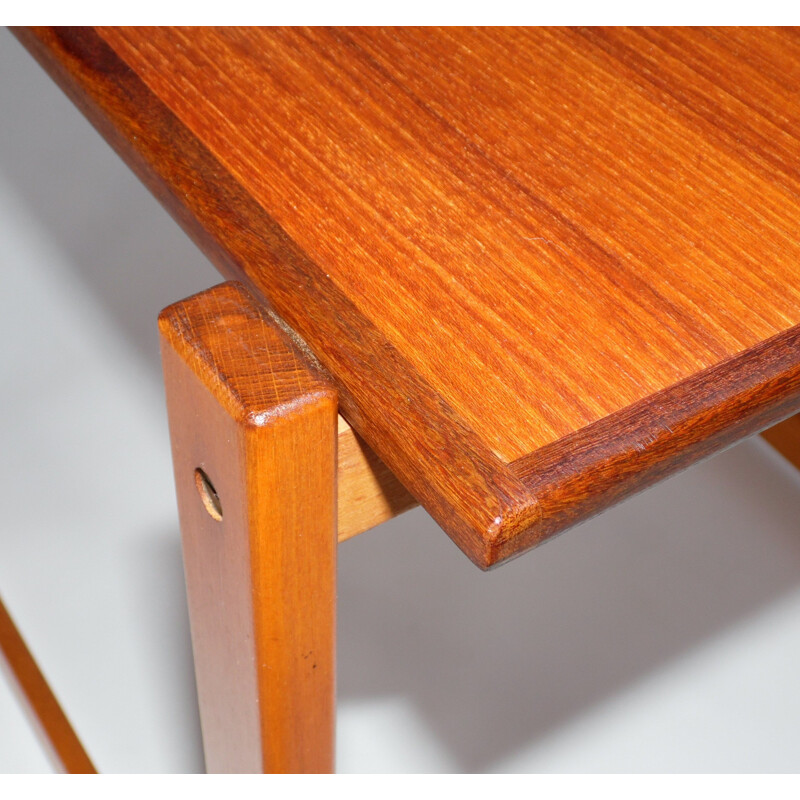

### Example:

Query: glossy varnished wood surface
xmin=18 ymin=27 xmax=800 ymax=567
xmin=160 ymin=282 xmax=337 ymax=772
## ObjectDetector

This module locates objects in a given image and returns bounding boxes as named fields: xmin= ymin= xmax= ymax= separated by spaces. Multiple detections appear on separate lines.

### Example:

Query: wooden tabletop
xmin=18 ymin=27 xmax=800 ymax=568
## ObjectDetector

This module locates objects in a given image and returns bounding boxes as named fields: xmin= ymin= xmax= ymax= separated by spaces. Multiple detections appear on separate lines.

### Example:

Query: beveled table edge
xmin=16 ymin=25 xmax=800 ymax=568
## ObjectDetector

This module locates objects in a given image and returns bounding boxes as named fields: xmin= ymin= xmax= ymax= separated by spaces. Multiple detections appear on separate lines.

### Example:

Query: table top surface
xmin=20 ymin=26 xmax=800 ymax=567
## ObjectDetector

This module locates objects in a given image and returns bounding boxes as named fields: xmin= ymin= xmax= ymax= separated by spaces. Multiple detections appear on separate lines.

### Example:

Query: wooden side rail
xmin=337 ymin=416 xmax=417 ymax=541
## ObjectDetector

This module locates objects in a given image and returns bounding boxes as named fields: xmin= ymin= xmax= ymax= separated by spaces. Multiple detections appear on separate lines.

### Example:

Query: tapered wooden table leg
xmin=159 ymin=282 xmax=337 ymax=773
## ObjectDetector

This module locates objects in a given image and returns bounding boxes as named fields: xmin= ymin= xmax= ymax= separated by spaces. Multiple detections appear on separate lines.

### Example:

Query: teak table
xmin=14 ymin=26 xmax=800 ymax=772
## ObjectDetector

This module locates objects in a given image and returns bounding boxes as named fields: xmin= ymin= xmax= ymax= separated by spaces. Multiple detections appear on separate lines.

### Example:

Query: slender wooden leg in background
xmin=159 ymin=282 xmax=337 ymax=773
xmin=0 ymin=595 xmax=96 ymax=773
xmin=761 ymin=415 xmax=800 ymax=470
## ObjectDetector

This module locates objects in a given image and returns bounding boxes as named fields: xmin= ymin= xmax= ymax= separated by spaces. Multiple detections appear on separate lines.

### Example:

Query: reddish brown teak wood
xmin=159 ymin=282 xmax=337 ymax=773
xmin=17 ymin=27 xmax=800 ymax=568
xmin=0 ymin=595 xmax=96 ymax=773
xmin=762 ymin=415 xmax=800 ymax=471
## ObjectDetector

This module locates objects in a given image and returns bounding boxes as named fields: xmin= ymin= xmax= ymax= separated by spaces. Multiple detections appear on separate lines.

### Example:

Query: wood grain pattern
xmin=0 ymin=595 xmax=96 ymax=773
xmin=18 ymin=26 xmax=800 ymax=567
xmin=160 ymin=282 xmax=336 ymax=772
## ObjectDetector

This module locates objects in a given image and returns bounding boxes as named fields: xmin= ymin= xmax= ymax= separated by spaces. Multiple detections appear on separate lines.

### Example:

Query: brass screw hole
xmin=194 ymin=468 xmax=223 ymax=521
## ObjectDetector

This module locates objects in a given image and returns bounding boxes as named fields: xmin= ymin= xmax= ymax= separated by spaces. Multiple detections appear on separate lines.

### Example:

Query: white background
xmin=2 ymin=28 xmax=800 ymax=773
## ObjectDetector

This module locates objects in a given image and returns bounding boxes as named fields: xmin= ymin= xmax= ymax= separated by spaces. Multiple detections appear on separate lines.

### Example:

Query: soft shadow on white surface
xmin=0 ymin=29 xmax=220 ymax=377
xmin=338 ymin=442 xmax=800 ymax=772
xmin=3 ymin=29 xmax=800 ymax=773
xmin=0 ymin=30 xmax=210 ymax=773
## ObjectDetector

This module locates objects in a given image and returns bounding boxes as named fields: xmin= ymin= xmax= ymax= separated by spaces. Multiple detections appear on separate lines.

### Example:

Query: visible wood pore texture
xmin=0 ymin=595 xmax=96 ymax=774
xmin=762 ymin=415 xmax=800 ymax=471
xmin=19 ymin=27 xmax=800 ymax=567
xmin=159 ymin=282 xmax=337 ymax=773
